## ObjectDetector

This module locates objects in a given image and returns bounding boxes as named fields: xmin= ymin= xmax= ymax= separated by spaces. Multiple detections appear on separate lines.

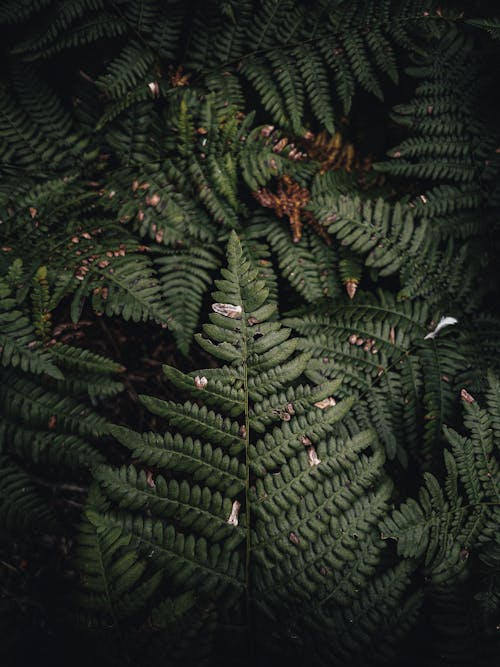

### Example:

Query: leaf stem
xmin=238 ymin=261 xmax=253 ymax=652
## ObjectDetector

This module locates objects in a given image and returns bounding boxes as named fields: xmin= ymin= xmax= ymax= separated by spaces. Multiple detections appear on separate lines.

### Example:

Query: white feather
xmin=424 ymin=316 xmax=458 ymax=340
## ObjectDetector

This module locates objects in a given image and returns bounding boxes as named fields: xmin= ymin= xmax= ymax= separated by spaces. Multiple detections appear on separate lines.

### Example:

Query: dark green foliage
xmin=0 ymin=260 xmax=62 ymax=379
xmin=0 ymin=259 xmax=122 ymax=533
xmin=383 ymin=371 xmax=500 ymax=567
xmin=375 ymin=22 xmax=500 ymax=251
xmin=0 ymin=1 xmax=499 ymax=665
xmin=71 ymin=483 xmax=217 ymax=666
xmin=88 ymin=234 xmax=418 ymax=664
xmin=284 ymin=290 xmax=479 ymax=467
xmin=0 ymin=454 xmax=59 ymax=535
xmin=381 ymin=371 xmax=500 ymax=664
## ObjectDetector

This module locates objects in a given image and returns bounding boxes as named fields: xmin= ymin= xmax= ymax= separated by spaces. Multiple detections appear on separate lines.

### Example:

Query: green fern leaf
xmin=90 ymin=232 xmax=409 ymax=657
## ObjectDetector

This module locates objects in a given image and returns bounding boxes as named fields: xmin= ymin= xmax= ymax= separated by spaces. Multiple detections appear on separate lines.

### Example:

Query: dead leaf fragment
xmin=146 ymin=471 xmax=156 ymax=488
xmin=306 ymin=446 xmax=321 ymax=466
xmin=148 ymin=81 xmax=160 ymax=97
xmin=148 ymin=193 xmax=161 ymax=207
xmin=261 ymin=125 xmax=275 ymax=137
xmin=194 ymin=375 xmax=208 ymax=390
xmin=227 ymin=500 xmax=241 ymax=526
xmin=314 ymin=397 xmax=336 ymax=409
xmin=345 ymin=280 xmax=358 ymax=299
xmin=460 ymin=388 xmax=475 ymax=404
xmin=212 ymin=303 xmax=242 ymax=319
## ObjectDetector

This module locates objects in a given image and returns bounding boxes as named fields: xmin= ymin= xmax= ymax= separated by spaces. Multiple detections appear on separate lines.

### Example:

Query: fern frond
xmin=96 ymin=42 xmax=156 ymax=99
xmin=266 ymin=221 xmax=339 ymax=303
xmin=0 ymin=454 xmax=59 ymax=535
xmin=154 ymin=245 xmax=221 ymax=355
xmin=284 ymin=290 xmax=468 ymax=463
xmin=382 ymin=371 xmax=500 ymax=578
xmin=89 ymin=232 xmax=412 ymax=659
xmin=0 ymin=266 xmax=63 ymax=379
xmin=15 ymin=8 xmax=128 ymax=60
xmin=0 ymin=370 xmax=110 ymax=471
xmin=0 ymin=0 xmax=52 ymax=24
xmin=467 ymin=17 xmax=500 ymax=41
xmin=73 ymin=485 xmax=163 ymax=628
xmin=315 ymin=195 xmax=426 ymax=278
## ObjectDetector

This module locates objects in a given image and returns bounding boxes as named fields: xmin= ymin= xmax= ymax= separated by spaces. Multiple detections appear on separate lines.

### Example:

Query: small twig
xmin=32 ymin=476 xmax=88 ymax=494
xmin=0 ymin=559 xmax=19 ymax=574
xmin=56 ymin=483 xmax=88 ymax=493
xmin=65 ymin=499 xmax=85 ymax=509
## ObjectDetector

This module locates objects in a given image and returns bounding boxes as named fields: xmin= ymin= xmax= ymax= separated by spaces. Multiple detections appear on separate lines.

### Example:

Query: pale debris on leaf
xmin=314 ymin=396 xmax=336 ymax=409
xmin=212 ymin=302 xmax=242 ymax=319
xmin=345 ymin=280 xmax=358 ymax=299
xmin=306 ymin=445 xmax=321 ymax=466
xmin=424 ymin=316 xmax=458 ymax=340
xmin=146 ymin=193 xmax=161 ymax=207
xmin=148 ymin=81 xmax=160 ymax=97
xmin=227 ymin=500 xmax=241 ymax=526
xmin=146 ymin=470 xmax=156 ymax=488
xmin=460 ymin=388 xmax=475 ymax=404
xmin=194 ymin=375 xmax=208 ymax=390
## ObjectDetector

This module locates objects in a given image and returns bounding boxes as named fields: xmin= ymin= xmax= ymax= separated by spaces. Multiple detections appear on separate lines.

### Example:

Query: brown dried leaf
xmin=345 ymin=280 xmax=358 ymax=299
xmin=460 ymin=388 xmax=475 ymax=404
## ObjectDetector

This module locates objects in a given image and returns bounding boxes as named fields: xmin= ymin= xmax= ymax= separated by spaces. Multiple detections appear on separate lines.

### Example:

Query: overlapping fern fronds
xmin=84 ymin=233 xmax=419 ymax=664
xmin=0 ymin=259 xmax=123 ymax=536
xmin=71 ymin=483 xmax=216 ymax=666
xmin=6 ymin=0 xmax=436 ymax=132
xmin=381 ymin=371 xmax=500 ymax=664
xmin=284 ymin=290 xmax=482 ymax=467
